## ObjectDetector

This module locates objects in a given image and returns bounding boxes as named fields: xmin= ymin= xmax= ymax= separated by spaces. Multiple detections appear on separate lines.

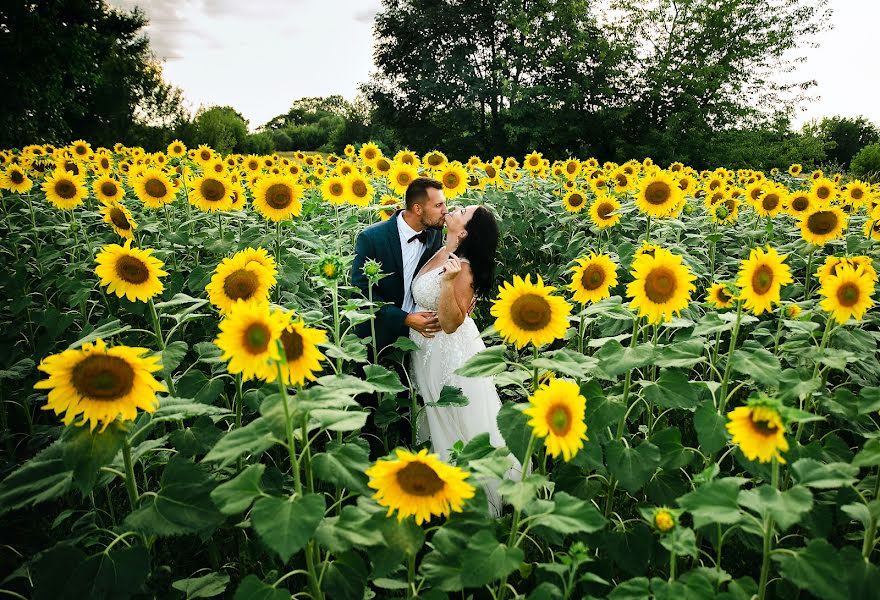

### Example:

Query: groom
xmin=352 ymin=177 xmax=448 ymax=351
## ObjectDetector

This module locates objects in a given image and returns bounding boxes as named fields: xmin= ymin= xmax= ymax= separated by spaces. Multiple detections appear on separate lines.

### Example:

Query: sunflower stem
xmin=234 ymin=373 xmax=244 ymax=472
xmin=718 ymin=300 xmax=743 ymax=415
xmin=274 ymin=353 xmax=302 ymax=496
xmin=863 ymin=467 xmax=880 ymax=560
xmin=757 ymin=458 xmax=779 ymax=600
xmin=668 ymin=549 xmax=677 ymax=583
xmin=498 ymin=434 xmax=537 ymax=600
xmin=122 ymin=437 xmax=139 ymax=512
xmin=147 ymin=298 xmax=176 ymax=396
xmin=804 ymin=246 xmax=816 ymax=297
xmin=368 ymin=281 xmax=379 ymax=364
xmin=331 ymin=281 xmax=343 ymax=374
xmin=275 ymin=220 xmax=283 ymax=305
xmin=531 ymin=344 xmax=540 ymax=392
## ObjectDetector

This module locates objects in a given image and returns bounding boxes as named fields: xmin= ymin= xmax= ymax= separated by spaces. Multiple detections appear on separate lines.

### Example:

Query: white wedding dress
xmin=409 ymin=261 xmax=522 ymax=516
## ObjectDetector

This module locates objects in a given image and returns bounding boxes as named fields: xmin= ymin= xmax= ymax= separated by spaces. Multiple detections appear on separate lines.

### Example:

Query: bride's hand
xmin=440 ymin=253 xmax=461 ymax=281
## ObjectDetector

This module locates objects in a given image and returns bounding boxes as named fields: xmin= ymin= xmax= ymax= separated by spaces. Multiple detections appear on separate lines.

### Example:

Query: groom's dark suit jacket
xmin=352 ymin=211 xmax=443 ymax=352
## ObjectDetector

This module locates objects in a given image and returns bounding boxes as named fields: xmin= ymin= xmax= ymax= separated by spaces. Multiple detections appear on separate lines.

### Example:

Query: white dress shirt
xmin=397 ymin=212 xmax=425 ymax=313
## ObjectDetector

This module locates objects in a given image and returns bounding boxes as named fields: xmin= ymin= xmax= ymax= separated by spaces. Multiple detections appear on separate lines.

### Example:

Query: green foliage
xmin=850 ymin=142 xmax=880 ymax=181
xmin=804 ymin=115 xmax=880 ymax=168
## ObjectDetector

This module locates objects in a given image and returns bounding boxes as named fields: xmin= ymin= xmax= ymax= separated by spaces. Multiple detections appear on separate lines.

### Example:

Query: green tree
xmin=190 ymin=106 xmax=249 ymax=154
xmin=850 ymin=143 xmax=880 ymax=182
xmin=803 ymin=116 xmax=879 ymax=169
xmin=0 ymin=0 xmax=186 ymax=147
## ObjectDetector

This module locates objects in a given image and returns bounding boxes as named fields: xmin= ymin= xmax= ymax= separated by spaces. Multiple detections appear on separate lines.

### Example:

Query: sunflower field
xmin=1 ymin=141 xmax=879 ymax=599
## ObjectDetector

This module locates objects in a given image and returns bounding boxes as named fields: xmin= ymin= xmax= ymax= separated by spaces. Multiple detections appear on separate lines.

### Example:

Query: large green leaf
xmin=853 ymin=438 xmax=880 ymax=468
xmin=454 ymin=345 xmax=508 ymax=377
xmin=233 ymin=575 xmax=289 ymax=600
xmin=738 ymin=484 xmax=813 ymax=532
xmin=202 ymin=417 xmax=276 ymax=467
xmin=774 ymin=539 xmax=849 ymax=600
xmin=606 ymin=440 xmax=661 ymax=493
xmin=532 ymin=348 xmax=599 ymax=379
xmin=652 ymin=339 xmax=706 ymax=369
xmin=677 ymin=477 xmax=748 ymax=529
xmin=694 ymin=399 xmax=728 ymax=454
xmin=791 ymin=458 xmax=858 ymax=489
xmin=321 ymin=550 xmax=368 ymax=600
xmin=210 ymin=464 xmax=265 ymax=515
xmin=125 ymin=456 xmax=224 ymax=536
xmin=524 ymin=491 xmax=607 ymax=535
xmin=171 ymin=572 xmax=230 ymax=599
xmin=251 ymin=493 xmax=325 ymax=562
xmin=659 ymin=526 xmax=698 ymax=558
xmin=151 ymin=396 xmax=231 ymax=423
xmin=426 ymin=385 xmax=470 ymax=407
xmin=161 ymin=340 xmax=189 ymax=380
xmin=311 ymin=440 xmax=371 ymax=495
xmin=497 ymin=401 xmax=543 ymax=466
xmin=32 ymin=544 xmax=150 ymax=600
xmin=0 ymin=439 xmax=72 ymax=516
xmin=421 ymin=527 xmax=523 ymax=591
xmin=363 ymin=364 xmax=406 ymax=394
xmin=498 ymin=474 xmax=549 ymax=512
xmin=595 ymin=340 xmax=655 ymax=378
xmin=315 ymin=504 xmax=384 ymax=552
xmin=691 ymin=312 xmax=733 ymax=337
xmin=729 ymin=347 xmax=782 ymax=385
xmin=642 ymin=368 xmax=700 ymax=410
xmin=60 ymin=423 xmax=126 ymax=494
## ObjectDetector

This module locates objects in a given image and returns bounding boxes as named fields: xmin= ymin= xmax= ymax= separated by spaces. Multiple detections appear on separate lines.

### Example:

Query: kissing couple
xmin=352 ymin=176 xmax=523 ymax=516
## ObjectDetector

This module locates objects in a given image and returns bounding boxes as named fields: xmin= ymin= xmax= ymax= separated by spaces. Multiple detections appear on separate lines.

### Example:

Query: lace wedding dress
xmin=409 ymin=262 xmax=522 ymax=516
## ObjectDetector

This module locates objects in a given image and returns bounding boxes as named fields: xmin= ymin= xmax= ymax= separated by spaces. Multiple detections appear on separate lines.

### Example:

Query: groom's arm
xmin=352 ymin=231 xmax=409 ymax=336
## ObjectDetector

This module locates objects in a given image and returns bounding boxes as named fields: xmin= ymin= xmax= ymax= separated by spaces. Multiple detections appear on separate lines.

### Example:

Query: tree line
xmin=4 ymin=0 xmax=880 ymax=176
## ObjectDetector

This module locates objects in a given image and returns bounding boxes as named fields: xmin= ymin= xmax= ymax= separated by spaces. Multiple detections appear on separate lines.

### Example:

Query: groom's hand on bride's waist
xmin=406 ymin=311 xmax=441 ymax=338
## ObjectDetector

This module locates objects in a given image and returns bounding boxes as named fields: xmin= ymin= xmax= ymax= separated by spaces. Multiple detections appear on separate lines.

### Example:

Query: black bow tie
xmin=407 ymin=230 xmax=429 ymax=244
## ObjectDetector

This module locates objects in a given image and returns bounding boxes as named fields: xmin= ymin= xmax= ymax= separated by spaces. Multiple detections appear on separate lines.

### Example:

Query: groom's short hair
xmin=405 ymin=177 xmax=443 ymax=210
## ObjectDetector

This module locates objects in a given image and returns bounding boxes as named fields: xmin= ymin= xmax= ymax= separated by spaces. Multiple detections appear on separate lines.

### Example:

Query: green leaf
xmin=498 ymin=474 xmax=549 ymax=512
xmin=176 ymin=370 xmax=225 ymax=405
xmin=60 ymin=424 xmax=126 ymax=495
xmin=202 ymin=417 xmax=276 ymax=468
xmin=857 ymin=387 xmax=880 ymax=415
xmin=311 ymin=440 xmax=371 ymax=496
xmin=677 ymin=477 xmax=748 ymax=529
xmin=642 ymin=368 xmax=700 ymax=410
xmin=68 ymin=319 xmax=131 ymax=349
xmin=0 ymin=358 xmax=35 ymax=380
xmin=596 ymin=340 xmax=655 ymax=378
xmin=161 ymin=340 xmax=189 ymax=379
xmin=524 ymin=491 xmax=607 ymax=535
xmin=322 ymin=336 xmax=369 ymax=364
xmin=738 ymin=485 xmax=813 ymax=532
xmin=694 ymin=399 xmax=728 ymax=454
xmin=32 ymin=544 xmax=150 ymax=600
xmin=729 ymin=347 xmax=782 ymax=385
xmin=777 ymin=368 xmax=821 ymax=404
xmin=251 ymin=493 xmax=325 ymax=562
xmin=321 ymin=550 xmax=368 ymax=600
xmin=315 ymin=504 xmax=384 ymax=552
xmin=379 ymin=512 xmax=425 ymax=557
xmin=151 ymin=396 xmax=231 ymax=423
xmin=454 ymin=345 xmax=508 ymax=377
xmin=309 ymin=409 xmax=368 ymax=432
xmin=459 ymin=530 xmax=524 ymax=588
xmin=608 ymin=577 xmax=651 ymax=600
xmin=659 ymin=526 xmax=698 ymax=558
xmin=692 ymin=312 xmax=733 ymax=337
xmin=774 ymin=539 xmax=849 ymax=600
xmin=210 ymin=464 xmax=265 ymax=515
xmin=233 ymin=575 xmax=289 ymax=600
xmin=853 ymin=438 xmax=880 ymax=468
xmin=606 ymin=440 xmax=661 ymax=493
xmin=125 ymin=456 xmax=224 ymax=536
xmin=497 ymin=401 xmax=542 ymax=466
xmin=426 ymin=385 xmax=470 ymax=407
xmin=532 ymin=348 xmax=599 ymax=379
xmin=814 ymin=348 xmax=858 ymax=370
xmin=0 ymin=439 xmax=72 ymax=516
xmin=172 ymin=572 xmax=230 ymax=599
xmin=653 ymin=339 xmax=706 ymax=369
xmin=363 ymin=364 xmax=406 ymax=394
xmin=791 ymin=458 xmax=858 ymax=489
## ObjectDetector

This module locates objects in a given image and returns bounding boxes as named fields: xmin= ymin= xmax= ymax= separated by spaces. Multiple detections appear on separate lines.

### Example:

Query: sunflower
xmin=589 ymin=194 xmax=621 ymax=229
xmin=93 ymin=153 xmax=113 ymax=172
xmin=385 ymin=162 xmax=416 ymax=196
xmin=842 ymin=180 xmax=869 ymax=208
xmin=188 ymin=173 xmax=234 ymax=212
xmin=365 ymin=448 xmax=476 ymax=525
xmin=42 ymin=170 xmax=87 ymax=209
xmin=318 ymin=255 xmax=343 ymax=281
xmin=785 ymin=191 xmax=812 ymax=217
xmin=569 ymin=254 xmax=618 ymax=304
xmin=277 ymin=317 xmax=328 ymax=385
xmin=562 ymin=189 xmax=588 ymax=213
xmin=706 ymin=282 xmax=735 ymax=309
xmin=358 ymin=142 xmax=382 ymax=167
xmin=438 ymin=162 xmax=468 ymax=199
xmin=194 ymin=144 xmax=215 ymax=166
xmin=817 ymin=263 xmax=875 ymax=324
xmin=800 ymin=206 xmax=847 ymax=246
xmin=206 ymin=253 xmax=276 ymax=313
xmin=482 ymin=163 xmax=502 ymax=185
xmin=1 ymin=164 xmax=33 ymax=193
xmin=344 ymin=171 xmax=374 ymax=207
xmin=423 ymin=150 xmax=448 ymax=171
xmin=320 ymin=174 xmax=347 ymax=205
xmin=230 ymin=181 xmax=247 ymax=210
xmin=101 ymin=201 xmax=137 ymax=240
xmin=344 ymin=144 xmax=355 ymax=157
xmin=95 ymin=240 xmax=166 ymax=302
xmin=726 ymin=399 xmax=789 ymax=464
xmin=626 ymin=248 xmax=696 ymax=324
xmin=93 ymin=175 xmax=125 ymax=204
xmin=523 ymin=378 xmax=588 ymax=462
xmin=736 ymin=246 xmax=792 ymax=316
xmin=810 ymin=177 xmax=837 ymax=205
xmin=711 ymin=198 xmax=739 ymax=225
xmin=133 ymin=167 xmax=176 ymax=209
xmin=864 ymin=217 xmax=880 ymax=241
xmin=754 ymin=184 xmax=785 ymax=217
xmin=234 ymin=246 xmax=278 ymax=279
xmin=393 ymin=149 xmax=420 ymax=168
xmin=523 ymin=151 xmax=544 ymax=173
xmin=69 ymin=139 xmax=92 ymax=160
xmin=378 ymin=195 xmax=400 ymax=221
xmin=635 ymin=171 xmax=684 ymax=217
xmin=166 ymin=139 xmax=186 ymax=158
xmin=788 ymin=164 xmax=802 ymax=177
xmin=252 ymin=174 xmax=302 ymax=221
xmin=34 ymin=338 xmax=164 ymax=432
xmin=675 ymin=174 xmax=697 ymax=196
xmin=215 ymin=302 xmax=290 ymax=381
xmin=651 ymin=508 xmax=677 ymax=533
xmin=491 ymin=275 xmax=572 ymax=349
xmin=611 ymin=169 xmax=637 ymax=194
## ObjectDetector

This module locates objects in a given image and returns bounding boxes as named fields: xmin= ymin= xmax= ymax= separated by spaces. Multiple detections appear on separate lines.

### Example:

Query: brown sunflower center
xmin=566 ymin=162 xmax=578 ymax=174
xmin=212 ymin=163 xmax=224 ymax=174
xmin=596 ymin=202 xmax=613 ymax=219
xmin=751 ymin=417 xmax=778 ymax=436
xmin=716 ymin=287 xmax=732 ymax=303
xmin=806 ymin=210 xmax=838 ymax=235
xmin=836 ymin=282 xmax=860 ymax=307
xmin=351 ymin=180 xmax=368 ymax=198
xmin=644 ymin=267 xmax=677 ymax=303
xmin=762 ymin=193 xmax=780 ymax=211
xmin=444 ymin=173 xmax=460 ymax=188
xmin=677 ymin=178 xmax=689 ymax=191
xmin=72 ymin=354 xmax=135 ymax=401
xmin=99 ymin=157 xmax=110 ymax=169
xmin=101 ymin=181 xmax=118 ymax=197
xmin=109 ymin=207 xmax=131 ymax=230
xmin=510 ymin=293 xmax=553 ymax=331
xmin=396 ymin=461 xmax=445 ymax=496
xmin=397 ymin=172 xmax=412 ymax=186
xmin=201 ymin=179 xmax=226 ymax=202
xmin=791 ymin=196 xmax=809 ymax=211
xmin=364 ymin=148 xmax=376 ymax=160
xmin=265 ymin=183 xmax=292 ymax=209
xmin=243 ymin=322 xmax=271 ymax=354
xmin=115 ymin=255 xmax=149 ymax=284
xmin=55 ymin=179 xmax=77 ymax=199
xmin=816 ymin=186 xmax=831 ymax=200
xmin=709 ymin=180 xmax=722 ymax=190
xmin=851 ymin=188 xmax=864 ymax=200
xmin=330 ymin=182 xmax=344 ymax=196
xmin=529 ymin=157 xmax=539 ymax=166
xmin=280 ymin=327 xmax=304 ymax=361
xmin=248 ymin=160 xmax=259 ymax=170
xmin=144 ymin=177 xmax=167 ymax=198
xmin=10 ymin=170 xmax=24 ymax=184
xmin=223 ymin=269 xmax=259 ymax=301
xmin=200 ymin=150 xmax=212 ymax=161
xmin=751 ymin=265 xmax=774 ymax=294
xmin=568 ymin=193 xmax=584 ymax=208
xmin=377 ymin=158 xmax=391 ymax=171
xmin=615 ymin=173 xmax=628 ymax=187
xmin=644 ymin=181 xmax=671 ymax=205
xmin=581 ymin=264 xmax=606 ymax=290
xmin=548 ymin=404 xmax=572 ymax=436
xmin=485 ymin=165 xmax=497 ymax=178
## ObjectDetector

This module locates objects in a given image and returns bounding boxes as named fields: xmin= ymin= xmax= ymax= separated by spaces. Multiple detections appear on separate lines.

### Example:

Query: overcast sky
xmin=111 ymin=0 xmax=878 ymax=131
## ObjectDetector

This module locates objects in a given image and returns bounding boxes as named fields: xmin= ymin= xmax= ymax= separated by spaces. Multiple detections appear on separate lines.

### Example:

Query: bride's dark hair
xmin=455 ymin=206 xmax=499 ymax=298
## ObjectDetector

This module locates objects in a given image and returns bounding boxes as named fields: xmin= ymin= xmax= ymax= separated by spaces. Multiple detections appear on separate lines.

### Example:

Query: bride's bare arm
xmin=437 ymin=254 xmax=474 ymax=334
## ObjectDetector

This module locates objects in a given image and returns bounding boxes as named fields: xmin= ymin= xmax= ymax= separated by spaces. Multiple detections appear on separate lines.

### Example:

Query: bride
xmin=409 ymin=204 xmax=521 ymax=516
